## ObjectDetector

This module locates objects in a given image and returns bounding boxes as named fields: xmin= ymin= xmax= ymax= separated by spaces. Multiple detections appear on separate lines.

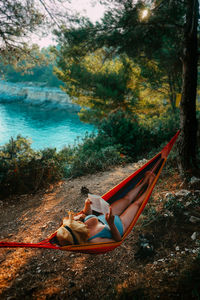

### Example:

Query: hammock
xmin=0 ymin=131 xmax=180 ymax=254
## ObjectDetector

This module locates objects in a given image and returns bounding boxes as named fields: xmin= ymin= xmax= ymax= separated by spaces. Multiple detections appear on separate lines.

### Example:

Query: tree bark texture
xmin=178 ymin=0 xmax=199 ymax=173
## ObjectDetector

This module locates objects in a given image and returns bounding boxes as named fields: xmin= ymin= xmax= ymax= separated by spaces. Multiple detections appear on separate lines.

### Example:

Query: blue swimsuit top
xmin=84 ymin=214 xmax=123 ymax=241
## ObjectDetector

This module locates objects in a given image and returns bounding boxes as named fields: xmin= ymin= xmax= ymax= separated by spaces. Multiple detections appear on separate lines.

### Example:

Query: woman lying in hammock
xmin=55 ymin=171 xmax=156 ymax=246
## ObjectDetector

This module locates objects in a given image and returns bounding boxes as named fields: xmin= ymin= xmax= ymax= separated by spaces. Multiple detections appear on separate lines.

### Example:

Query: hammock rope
xmin=0 ymin=131 xmax=180 ymax=254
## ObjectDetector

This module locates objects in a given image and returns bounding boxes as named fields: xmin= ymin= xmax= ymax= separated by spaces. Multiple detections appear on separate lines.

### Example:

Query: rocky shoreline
xmin=0 ymin=80 xmax=80 ymax=111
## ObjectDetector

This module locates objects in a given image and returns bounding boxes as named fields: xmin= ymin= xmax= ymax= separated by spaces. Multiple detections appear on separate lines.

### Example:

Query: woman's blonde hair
xmin=56 ymin=212 xmax=89 ymax=246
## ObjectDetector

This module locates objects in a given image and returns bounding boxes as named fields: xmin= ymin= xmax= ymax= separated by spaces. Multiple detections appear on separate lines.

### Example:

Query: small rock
xmin=175 ymin=246 xmax=180 ymax=251
xmin=41 ymin=225 xmax=46 ymax=231
xmin=137 ymin=159 xmax=148 ymax=166
xmin=175 ymin=190 xmax=191 ymax=198
xmin=157 ymin=258 xmax=165 ymax=263
xmin=46 ymin=221 xmax=54 ymax=226
xmin=168 ymin=211 xmax=174 ymax=217
xmin=0 ymin=200 xmax=3 ymax=206
xmin=165 ymin=192 xmax=174 ymax=200
xmin=164 ymin=210 xmax=174 ymax=217
xmin=191 ymin=232 xmax=197 ymax=240
xmin=189 ymin=216 xmax=200 ymax=223
xmin=61 ymin=291 xmax=66 ymax=295
xmin=189 ymin=177 xmax=200 ymax=189
xmin=190 ymin=177 xmax=199 ymax=183
xmin=184 ymin=211 xmax=189 ymax=216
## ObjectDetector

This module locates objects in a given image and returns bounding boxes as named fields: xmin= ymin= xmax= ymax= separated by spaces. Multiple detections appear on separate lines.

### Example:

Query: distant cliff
xmin=0 ymin=81 xmax=80 ymax=111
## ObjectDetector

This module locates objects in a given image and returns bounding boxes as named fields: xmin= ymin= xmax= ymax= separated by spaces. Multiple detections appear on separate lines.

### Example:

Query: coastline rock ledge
xmin=0 ymin=81 xmax=80 ymax=111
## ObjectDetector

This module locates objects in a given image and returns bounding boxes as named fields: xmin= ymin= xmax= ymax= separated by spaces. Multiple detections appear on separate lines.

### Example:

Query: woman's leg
xmin=119 ymin=173 xmax=155 ymax=232
xmin=111 ymin=171 xmax=155 ymax=216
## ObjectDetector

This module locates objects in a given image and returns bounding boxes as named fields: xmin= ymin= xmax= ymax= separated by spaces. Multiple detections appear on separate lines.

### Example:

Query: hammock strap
xmin=0 ymin=241 xmax=59 ymax=249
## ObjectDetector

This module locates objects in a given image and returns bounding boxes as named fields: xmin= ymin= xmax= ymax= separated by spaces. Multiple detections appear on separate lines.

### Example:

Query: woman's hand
xmin=83 ymin=198 xmax=92 ymax=215
xmin=85 ymin=198 xmax=92 ymax=206
xmin=105 ymin=207 xmax=121 ymax=242
xmin=73 ymin=213 xmax=86 ymax=221
xmin=105 ymin=207 xmax=115 ymax=227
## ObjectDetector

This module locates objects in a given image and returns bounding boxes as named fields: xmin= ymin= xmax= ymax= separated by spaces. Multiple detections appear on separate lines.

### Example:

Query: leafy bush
xmin=0 ymin=134 xmax=123 ymax=198
xmin=61 ymin=133 xmax=123 ymax=178
xmin=0 ymin=136 xmax=68 ymax=198
xmin=98 ymin=109 xmax=179 ymax=159
xmin=164 ymin=198 xmax=185 ymax=216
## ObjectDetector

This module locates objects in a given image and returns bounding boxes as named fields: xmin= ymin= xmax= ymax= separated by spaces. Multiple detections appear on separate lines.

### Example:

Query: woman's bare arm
xmin=73 ymin=199 xmax=92 ymax=222
xmin=105 ymin=207 xmax=122 ymax=242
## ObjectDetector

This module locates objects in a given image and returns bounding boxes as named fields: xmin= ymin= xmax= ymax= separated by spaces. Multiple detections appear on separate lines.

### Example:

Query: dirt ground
xmin=0 ymin=160 xmax=199 ymax=300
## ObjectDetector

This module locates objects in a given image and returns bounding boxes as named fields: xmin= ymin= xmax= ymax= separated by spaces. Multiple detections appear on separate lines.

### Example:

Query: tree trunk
xmin=168 ymin=73 xmax=176 ymax=111
xmin=178 ymin=0 xmax=199 ymax=174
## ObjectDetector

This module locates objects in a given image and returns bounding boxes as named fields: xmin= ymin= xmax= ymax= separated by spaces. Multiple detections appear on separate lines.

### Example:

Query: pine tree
xmin=54 ymin=0 xmax=199 ymax=174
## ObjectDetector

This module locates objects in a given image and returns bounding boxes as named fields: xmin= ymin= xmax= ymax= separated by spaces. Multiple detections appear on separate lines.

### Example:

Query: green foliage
xmin=191 ymin=196 xmax=200 ymax=207
xmin=164 ymin=199 xmax=185 ymax=217
xmin=98 ymin=110 xmax=145 ymax=156
xmin=139 ymin=57 xmax=182 ymax=109
xmin=1 ymin=47 xmax=63 ymax=87
xmin=54 ymin=0 xmax=185 ymax=110
xmin=0 ymin=136 xmax=67 ymax=198
xmin=0 ymin=134 xmax=123 ymax=198
xmin=98 ymin=109 xmax=179 ymax=158
xmin=54 ymin=50 xmax=139 ymax=122
xmin=141 ymin=206 xmax=160 ymax=226
xmin=61 ymin=133 xmax=123 ymax=178
xmin=0 ymin=0 xmax=44 ymax=66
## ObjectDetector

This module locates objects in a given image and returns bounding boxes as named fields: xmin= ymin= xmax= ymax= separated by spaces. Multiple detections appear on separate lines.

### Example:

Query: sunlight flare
xmin=140 ymin=9 xmax=149 ymax=20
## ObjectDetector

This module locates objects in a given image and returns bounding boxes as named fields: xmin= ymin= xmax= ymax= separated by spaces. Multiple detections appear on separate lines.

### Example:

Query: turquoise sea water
xmin=0 ymin=102 xmax=94 ymax=150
